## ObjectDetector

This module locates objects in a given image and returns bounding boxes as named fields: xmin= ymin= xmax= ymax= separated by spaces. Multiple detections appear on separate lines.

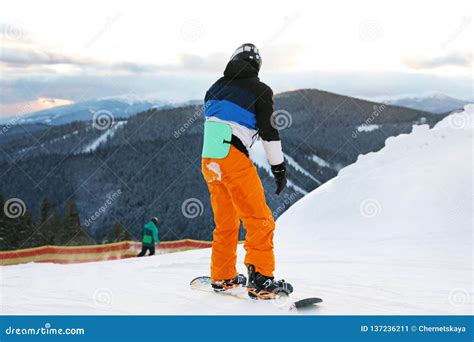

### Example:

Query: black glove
xmin=271 ymin=162 xmax=287 ymax=195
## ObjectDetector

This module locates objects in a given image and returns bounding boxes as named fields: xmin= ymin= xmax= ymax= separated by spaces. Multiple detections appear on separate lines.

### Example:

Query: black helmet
xmin=230 ymin=43 xmax=262 ymax=71
xmin=151 ymin=217 xmax=158 ymax=225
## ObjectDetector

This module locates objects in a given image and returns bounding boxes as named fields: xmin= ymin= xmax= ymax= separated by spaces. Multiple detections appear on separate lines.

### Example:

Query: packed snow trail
xmin=249 ymin=140 xmax=313 ymax=194
xmin=81 ymin=121 xmax=127 ymax=153
xmin=1 ymin=106 xmax=472 ymax=315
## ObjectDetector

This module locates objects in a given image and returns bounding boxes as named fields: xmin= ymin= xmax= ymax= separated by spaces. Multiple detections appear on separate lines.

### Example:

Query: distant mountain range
xmin=378 ymin=93 xmax=471 ymax=114
xmin=2 ymin=96 xmax=202 ymax=126
xmin=2 ymin=92 xmax=468 ymax=128
xmin=0 ymin=88 xmax=446 ymax=248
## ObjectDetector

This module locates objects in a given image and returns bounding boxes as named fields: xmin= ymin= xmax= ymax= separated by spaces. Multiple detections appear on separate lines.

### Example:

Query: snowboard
xmin=190 ymin=276 xmax=322 ymax=311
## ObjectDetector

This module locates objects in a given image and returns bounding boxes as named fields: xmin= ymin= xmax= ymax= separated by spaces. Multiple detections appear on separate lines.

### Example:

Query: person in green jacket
xmin=137 ymin=217 xmax=159 ymax=257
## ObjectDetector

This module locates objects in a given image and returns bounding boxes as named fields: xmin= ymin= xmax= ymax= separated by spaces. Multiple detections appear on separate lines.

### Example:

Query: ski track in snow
xmin=248 ymin=140 xmax=272 ymax=174
xmin=308 ymin=154 xmax=331 ymax=169
xmin=356 ymin=124 xmax=380 ymax=132
xmin=284 ymin=153 xmax=322 ymax=185
xmin=286 ymin=180 xmax=308 ymax=195
xmin=81 ymin=121 xmax=127 ymax=153
xmin=1 ymin=106 xmax=473 ymax=315
xmin=249 ymin=140 xmax=319 ymax=193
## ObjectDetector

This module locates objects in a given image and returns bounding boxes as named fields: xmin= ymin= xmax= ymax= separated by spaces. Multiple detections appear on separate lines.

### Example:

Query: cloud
xmin=175 ymin=52 xmax=227 ymax=72
xmin=168 ymin=45 xmax=303 ymax=73
xmin=404 ymin=52 xmax=472 ymax=70
xmin=0 ymin=72 xmax=214 ymax=108
xmin=110 ymin=54 xmax=226 ymax=74
xmin=0 ymin=97 xmax=74 ymax=118
xmin=262 ymin=43 xmax=303 ymax=70
xmin=1 ymin=38 xmax=302 ymax=79
xmin=0 ymin=44 xmax=228 ymax=76
xmin=111 ymin=62 xmax=161 ymax=73
xmin=0 ymin=43 xmax=159 ymax=73
xmin=0 ymin=46 xmax=95 ymax=67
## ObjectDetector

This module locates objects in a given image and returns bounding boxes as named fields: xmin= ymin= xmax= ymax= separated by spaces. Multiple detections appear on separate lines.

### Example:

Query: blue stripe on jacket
xmin=204 ymin=99 xmax=257 ymax=129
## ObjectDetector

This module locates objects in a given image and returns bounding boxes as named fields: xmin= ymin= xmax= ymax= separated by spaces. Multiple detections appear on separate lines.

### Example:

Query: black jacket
xmin=204 ymin=60 xmax=280 ymax=142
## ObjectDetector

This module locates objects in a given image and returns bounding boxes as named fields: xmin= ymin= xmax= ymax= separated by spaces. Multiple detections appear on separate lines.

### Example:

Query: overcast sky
xmin=0 ymin=0 xmax=472 ymax=117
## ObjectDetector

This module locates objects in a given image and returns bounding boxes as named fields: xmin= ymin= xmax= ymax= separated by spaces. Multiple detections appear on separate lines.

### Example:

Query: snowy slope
xmin=1 ymin=106 xmax=472 ymax=315
xmin=81 ymin=121 xmax=127 ymax=153
xmin=275 ymin=104 xmax=473 ymax=314
xmin=249 ymin=140 xmax=315 ymax=194
xmin=376 ymin=92 xmax=471 ymax=114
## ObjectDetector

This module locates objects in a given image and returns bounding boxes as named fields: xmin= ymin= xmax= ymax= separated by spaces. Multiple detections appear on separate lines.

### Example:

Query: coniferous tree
xmin=0 ymin=194 xmax=11 ymax=250
xmin=0 ymin=196 xmax=36 ymax=250
xmin=23 ymin=210 xmax=36 ymax=247
xmin=12 ymin=210 xmax=34 ymax=249
xmin=113 ymin=222 xmax=122 ymax=242
xmin=29 ymin=216 xmax=48 ymax=248
xmin=40 ymin=196 xmax=50 ymax=225
xmin=63 ymin=198 xmax=91 ymax=246
xmin=31 ymin=196 xmax=60 ymax=246
xmin=46 ymin=210 xmax=62 ymax=245
xmin=122 ymin=229 xmax=132 ymax=242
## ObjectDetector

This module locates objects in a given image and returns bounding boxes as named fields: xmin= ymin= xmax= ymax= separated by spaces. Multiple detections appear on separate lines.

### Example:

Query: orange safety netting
xmin=0 ymin=240 xmax=212 ymax=266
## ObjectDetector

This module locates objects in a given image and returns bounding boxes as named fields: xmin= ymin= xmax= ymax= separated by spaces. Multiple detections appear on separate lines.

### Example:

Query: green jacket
xmin=142 ymin=221 xmax=159 ymax=247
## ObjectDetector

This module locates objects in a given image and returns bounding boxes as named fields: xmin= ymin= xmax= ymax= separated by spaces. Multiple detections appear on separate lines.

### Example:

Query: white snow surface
xmin=248 ymin=139 xmax=272 ymax=174
xmin=284 ymin=153 xmax=322 ymax=185
xmin=249 ymin=140 xmax=309 ymax=194
xmin=1 ymin=106 xmax=472 ymax=315
xmin=81 ymin=121 xmax=127 ymax=153
xmin=308 ymin=154 xmax=331 ymax=169
xmin=357 ymin=124 xmax=380 ymax=132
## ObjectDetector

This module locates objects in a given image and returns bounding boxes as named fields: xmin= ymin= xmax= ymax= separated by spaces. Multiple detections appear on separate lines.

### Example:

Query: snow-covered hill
xmin=381 ymin=92 xmax=471 ymax=114
xmin=1 ymin=106 xmax=472 ymax=315
xmin=275 ymin=104 xmax=473 ymax=314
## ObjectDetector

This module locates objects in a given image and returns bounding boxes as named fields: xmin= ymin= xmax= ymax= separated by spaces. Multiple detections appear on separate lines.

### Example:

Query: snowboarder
xmin=137 ymin=217 xmax=159 ymax=257
xmin=201 ymin=43 xmax=293 ymax=299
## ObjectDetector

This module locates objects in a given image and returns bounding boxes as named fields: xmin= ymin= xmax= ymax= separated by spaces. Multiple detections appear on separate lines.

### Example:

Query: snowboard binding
xmin=246 ymin=264 xmax=294 ymax=300
xmin=211 ymin=274 xmax=247 ymax=292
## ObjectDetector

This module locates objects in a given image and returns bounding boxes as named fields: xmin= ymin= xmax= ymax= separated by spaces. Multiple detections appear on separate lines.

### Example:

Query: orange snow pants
xmin=202 ymin=146 xmax=275 ymax=280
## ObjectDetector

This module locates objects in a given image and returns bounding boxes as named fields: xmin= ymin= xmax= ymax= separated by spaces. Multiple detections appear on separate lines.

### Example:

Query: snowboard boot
xmin=246 ymin=264 xmax=294 ymax=300
xmin=211 ymin=274 xmax=247 ymax=292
